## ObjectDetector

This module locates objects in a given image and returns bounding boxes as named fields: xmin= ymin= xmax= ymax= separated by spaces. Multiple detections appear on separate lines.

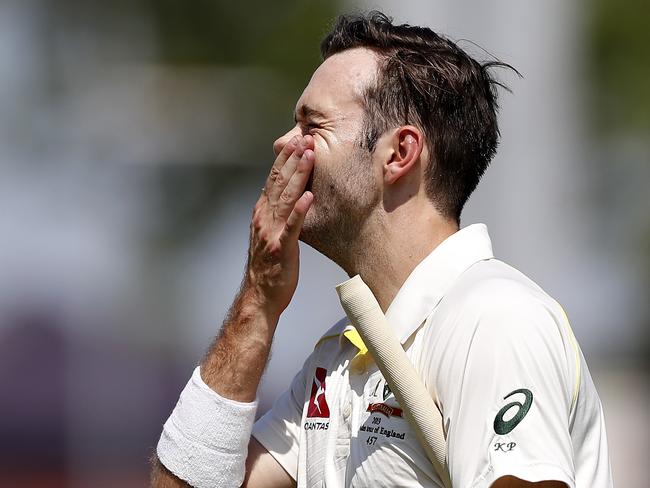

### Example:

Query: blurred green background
xmin=0 ymin=0 xmax=647 ymax=486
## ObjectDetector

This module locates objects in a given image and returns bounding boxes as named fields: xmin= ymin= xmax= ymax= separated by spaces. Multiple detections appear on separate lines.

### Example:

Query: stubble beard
xmin=299 ymin=146 xmax=380 ymax=273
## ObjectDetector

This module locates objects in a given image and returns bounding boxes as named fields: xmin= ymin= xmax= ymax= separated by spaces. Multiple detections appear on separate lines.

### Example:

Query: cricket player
xmin=151 ymin=11 xmax=613 ymax=488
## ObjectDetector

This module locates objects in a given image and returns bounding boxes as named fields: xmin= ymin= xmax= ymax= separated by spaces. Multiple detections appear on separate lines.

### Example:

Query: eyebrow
xmin=294 ymin=104 xmax=328 ymax=123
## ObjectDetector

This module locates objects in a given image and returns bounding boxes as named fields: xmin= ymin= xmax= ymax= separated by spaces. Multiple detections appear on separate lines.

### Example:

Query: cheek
xmin=311 ymin=132 xmax=329 ymax=154
xmin=310 ymin=136 xmax=333 ymax=173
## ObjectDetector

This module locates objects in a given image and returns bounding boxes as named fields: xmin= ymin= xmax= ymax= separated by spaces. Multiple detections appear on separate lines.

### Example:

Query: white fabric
xmin=252 ymin=223 xmax=613 ymax=487
xmin=157 ymin=366 xmax=258 ymax=488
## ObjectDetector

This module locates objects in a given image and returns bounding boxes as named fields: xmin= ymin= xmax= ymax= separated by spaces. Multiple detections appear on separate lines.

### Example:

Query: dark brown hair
xmin=321 ymin=11 xmax=518 ymax=222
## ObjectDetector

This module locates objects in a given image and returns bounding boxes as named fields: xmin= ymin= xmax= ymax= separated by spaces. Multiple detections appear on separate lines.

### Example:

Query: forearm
xmin=201 ymin=285 xmax=280 ymax=402
xmin=151 ymin=456 xmax=190 ymax=487
xmin=152 ymin=288 xmax=277 ymax=488
xmin=153 ymin=134 xmax=313 ymax=488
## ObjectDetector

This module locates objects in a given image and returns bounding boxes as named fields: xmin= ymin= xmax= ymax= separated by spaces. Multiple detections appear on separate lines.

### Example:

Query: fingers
xmin=263 ymin=135 xmax=300 ymax=196
xmin=254 ymin=133 xmax=315 ymax=252
xmin=281 ymin=191 xmax=314 ymax=244
xmin=267 ymin=135 xmax=314 ymax=203
xmin=275 ymin=148 xmax=314 ymax=221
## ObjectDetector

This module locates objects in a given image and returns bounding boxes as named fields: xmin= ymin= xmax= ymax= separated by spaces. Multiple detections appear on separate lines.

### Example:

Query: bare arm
xmin=150 ymin=134 xmax=315 ymax=487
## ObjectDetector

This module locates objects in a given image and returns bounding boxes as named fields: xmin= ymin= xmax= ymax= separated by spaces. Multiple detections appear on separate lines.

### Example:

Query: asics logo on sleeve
xmin=493 ymin=388 xmax=533 ymax=435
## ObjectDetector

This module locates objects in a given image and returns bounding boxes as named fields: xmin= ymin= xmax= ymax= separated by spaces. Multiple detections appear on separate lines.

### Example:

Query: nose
xmin=273 ymin=126 xmax=301 ymax=157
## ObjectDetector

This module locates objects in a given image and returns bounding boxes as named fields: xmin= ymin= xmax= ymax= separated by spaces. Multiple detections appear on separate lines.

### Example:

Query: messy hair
xmin=321 ymin=11 xmax=519 ymax=222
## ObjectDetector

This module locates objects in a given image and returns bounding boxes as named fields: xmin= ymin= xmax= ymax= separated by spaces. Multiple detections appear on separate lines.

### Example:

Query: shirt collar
xmin=348 ymin=223 xmax=494 ymax=345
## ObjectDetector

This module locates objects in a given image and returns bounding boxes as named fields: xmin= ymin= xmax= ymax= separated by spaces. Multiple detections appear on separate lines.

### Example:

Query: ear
xmin=382 ymin=126 xmax=424 ymax=185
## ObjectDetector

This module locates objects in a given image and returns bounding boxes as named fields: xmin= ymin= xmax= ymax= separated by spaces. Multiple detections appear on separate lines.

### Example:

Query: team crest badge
xmin=367 ymin=379 xmax=403 ymax=418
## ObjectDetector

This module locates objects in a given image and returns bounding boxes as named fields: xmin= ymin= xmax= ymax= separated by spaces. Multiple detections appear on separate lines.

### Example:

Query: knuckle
xmin=269 ymin=166 xmax=280 ymax=181
xmin=258 ymin=228 xmax=270 ymax=242
xmin=251 ymin=212 xmax=263 ymax=229
xmin=253 ymin=202 xmax=263 ymax=216
xmin=279 ymin=190 xmax=293 ymax=204
xmin=265 ymin=242 xmax=282 ymax=258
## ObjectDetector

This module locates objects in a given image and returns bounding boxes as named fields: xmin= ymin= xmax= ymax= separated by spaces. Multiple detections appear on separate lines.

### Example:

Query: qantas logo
xmin=306 ymin=367 xmax=330 ymax=418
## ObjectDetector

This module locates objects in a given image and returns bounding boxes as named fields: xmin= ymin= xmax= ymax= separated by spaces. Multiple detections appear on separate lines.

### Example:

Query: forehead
xmin=296 ymin=47 xmax=379 ymax=120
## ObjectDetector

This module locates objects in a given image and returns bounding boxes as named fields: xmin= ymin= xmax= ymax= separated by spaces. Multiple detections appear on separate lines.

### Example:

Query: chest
xmin=296 ymin=341 xmax=444 ymax=488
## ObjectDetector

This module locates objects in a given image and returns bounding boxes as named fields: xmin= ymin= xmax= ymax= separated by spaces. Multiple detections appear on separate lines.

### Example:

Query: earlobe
xmin=384 ymin=164 xmax=400 ymax=184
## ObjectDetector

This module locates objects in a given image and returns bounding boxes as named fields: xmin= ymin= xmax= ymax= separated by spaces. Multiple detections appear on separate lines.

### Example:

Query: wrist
xmin=238 ymin=279 xmax=284 ymax=323
xmin=157 ymin=367 xmax=257 ymax=488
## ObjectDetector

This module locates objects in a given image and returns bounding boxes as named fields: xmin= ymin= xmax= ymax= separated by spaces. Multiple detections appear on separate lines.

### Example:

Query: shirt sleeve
xmin=444 ymin=283 xmax=576 ymax=488
xmin=251 ymin=353 xmax=311 ymax=480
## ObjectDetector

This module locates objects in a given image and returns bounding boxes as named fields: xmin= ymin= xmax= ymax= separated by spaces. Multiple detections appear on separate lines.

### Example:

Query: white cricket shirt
xmin=252 ymin=224 xmax=613 ymax=487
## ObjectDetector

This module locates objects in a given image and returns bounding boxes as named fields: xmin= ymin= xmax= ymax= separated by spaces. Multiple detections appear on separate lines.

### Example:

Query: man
xmin=152 ymin=12 xmax=613 ymax=488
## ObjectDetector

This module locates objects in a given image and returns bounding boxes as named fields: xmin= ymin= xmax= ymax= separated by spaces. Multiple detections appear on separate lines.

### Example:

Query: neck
xmin=339 ymin=206 xmax=458 ymax=313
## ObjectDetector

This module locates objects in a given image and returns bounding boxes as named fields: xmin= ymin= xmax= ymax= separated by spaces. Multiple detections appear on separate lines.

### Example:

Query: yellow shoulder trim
xmin=557 ymin=304 xmax=581 ymax=412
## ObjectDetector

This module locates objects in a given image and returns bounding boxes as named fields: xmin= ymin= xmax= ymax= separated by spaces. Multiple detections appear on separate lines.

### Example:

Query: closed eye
xmin=301 ymin=123 xmax=320 ymax=135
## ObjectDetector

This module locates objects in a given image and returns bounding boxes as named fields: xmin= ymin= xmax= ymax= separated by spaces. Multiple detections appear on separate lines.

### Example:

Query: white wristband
xmin=157 ymin=366 xmax=258 ymax=488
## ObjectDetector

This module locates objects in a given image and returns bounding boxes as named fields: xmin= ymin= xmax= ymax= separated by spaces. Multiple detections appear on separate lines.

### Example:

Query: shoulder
xmin=445 ymin=258 xmax=564 ymax=329
xmin=430 ymin=258 xmax=571 ymax=365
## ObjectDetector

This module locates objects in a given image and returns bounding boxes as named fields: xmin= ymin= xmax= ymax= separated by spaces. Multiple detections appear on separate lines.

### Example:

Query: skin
xmin=150 ymin=47 xmax=566 ymax=488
